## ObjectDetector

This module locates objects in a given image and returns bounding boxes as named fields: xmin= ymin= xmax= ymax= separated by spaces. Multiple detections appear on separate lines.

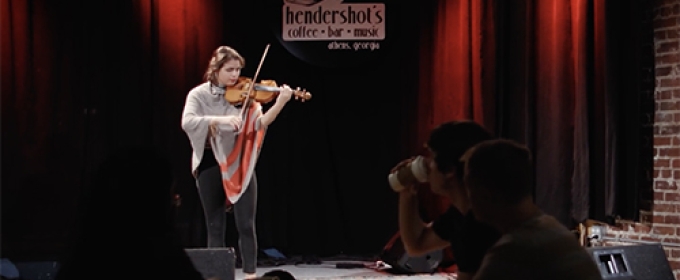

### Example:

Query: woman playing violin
xmin=181 ymin=45 xmax=293 ymax=279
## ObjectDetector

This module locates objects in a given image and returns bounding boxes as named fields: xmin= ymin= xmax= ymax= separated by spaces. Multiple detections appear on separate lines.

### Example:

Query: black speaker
xmin=185 ymin=247 xmax=236 ymax=280
xmin=379 ymin=231 xmax=443 ymax=275
xmin=587 ymin=243 xmax=675 ymax=280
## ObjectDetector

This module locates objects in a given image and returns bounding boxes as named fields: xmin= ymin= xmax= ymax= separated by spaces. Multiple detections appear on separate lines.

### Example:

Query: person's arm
xmin=256 ymin=85 xmax=293 ymax=130
xmin=181 ymin=91 xmax=240 ymax=137
xmin=257 ymin=100 xmax=285 ymax=129
xmin=398 ymin=190 xmax=450 ymax=256
xmin=181 ymin=91 xmax=209 ymax=133
xmin=181 ymin=91 xmax=216 ymax=151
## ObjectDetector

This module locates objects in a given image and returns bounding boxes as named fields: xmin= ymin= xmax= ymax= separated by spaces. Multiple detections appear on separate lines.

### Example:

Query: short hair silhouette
xmin=262 ymin=269 xmax=296 ymax=280
xmin=426 ymin=120 xmax=494 ymax=175
xmin=463 ymin=139 xmax=533 ymax=204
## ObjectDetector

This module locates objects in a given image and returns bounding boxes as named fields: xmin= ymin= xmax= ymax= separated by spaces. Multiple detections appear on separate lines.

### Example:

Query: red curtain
xmin=412 ymin=0 xmax=649 ymax=228
xmin=2 ymin=0 xmax=651 ymax=260
xmin=0 ymin=0 xmax=227 ymax=258
xmin=529 ymin=0 xmax=591 ymax=228
xmin=412 ymin=0 xmax=497 ymax=220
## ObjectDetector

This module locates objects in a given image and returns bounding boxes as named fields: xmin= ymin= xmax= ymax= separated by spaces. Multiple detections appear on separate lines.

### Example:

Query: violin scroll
xmin=262 ymin=81 xmax=312 ymax=102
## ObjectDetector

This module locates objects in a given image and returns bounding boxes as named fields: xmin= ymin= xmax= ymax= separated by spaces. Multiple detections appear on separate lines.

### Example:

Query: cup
xmin=388 ymin=156 xmax=429 ymax=192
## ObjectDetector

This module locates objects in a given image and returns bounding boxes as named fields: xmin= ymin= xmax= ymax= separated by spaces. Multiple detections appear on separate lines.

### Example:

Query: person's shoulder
xmin=188 ymin=82 xmax=210 ymax=95
xmin=532 ymin=214 xmax=575 ymax=236
xmin=184 ymin=83 xmax=211 ymax=103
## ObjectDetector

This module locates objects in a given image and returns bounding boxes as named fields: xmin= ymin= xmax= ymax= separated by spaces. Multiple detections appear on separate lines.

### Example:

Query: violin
xmin=225 ymin=76 xmax=312 ymax=105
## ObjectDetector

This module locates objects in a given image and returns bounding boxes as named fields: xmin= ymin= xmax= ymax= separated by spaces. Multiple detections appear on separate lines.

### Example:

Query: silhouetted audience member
xmin=462 ymin=139 xmax=602 ymax=280
xmin=260 ymin=269 xmax=296 ymax=280
xmin=55 ymin=146 xmax=205 ymax=280
xmin=391 ymin=120 xmax=500 ymax=279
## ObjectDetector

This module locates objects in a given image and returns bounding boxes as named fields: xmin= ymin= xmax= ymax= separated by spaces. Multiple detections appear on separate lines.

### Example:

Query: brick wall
xmin=602 ymin=0 xmax=680 ymax=279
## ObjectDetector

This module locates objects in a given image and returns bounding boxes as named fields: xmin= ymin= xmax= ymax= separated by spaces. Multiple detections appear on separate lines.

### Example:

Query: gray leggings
xmin=197 ymin=159 xmax=258 ymax=274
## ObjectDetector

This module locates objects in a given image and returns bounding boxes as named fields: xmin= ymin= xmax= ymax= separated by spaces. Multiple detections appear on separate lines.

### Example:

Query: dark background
xmin=2 ymin=0 xmax=655 ymax=262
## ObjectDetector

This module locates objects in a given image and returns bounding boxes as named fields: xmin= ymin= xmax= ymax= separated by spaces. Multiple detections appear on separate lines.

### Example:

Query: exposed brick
xmin=661 ymin=77 xmax=680 ymax=87
xmin=626 ymin=234 xmax=642 ymax=240
xmin=659 ymin=112 xmax=676 ymax=122
xmin=659 ymin=146 xmax=680 ymax=155
xmin=658 ymin=6 xmax=674 ymax=17
xmin=654 ymin=179 xmax=677 ymax=188
xmin=673 ymin=158 xmax=680 ymax=167
xmin=612 ymin=222 xmax=631 ymax=230
xmin=641 ymin=235 xmax=660 ymax=242
xmin=666 ymin=214 xmax=680 ymax=224
xmin=664 ymin=90 xmax=677 ymax=99
xmin=658 ymin=67 xmax=675 ymax=77
xmin=609 ymin=1 xmax=680 ymax=278
xmin=666 ymin=191 xmax=680 ymax=202
xmin=658 ymin=41 xmax=680 ymax=53
xmin=654 ymin=16 xmax=679 ymax=29
xmin=659 ymin=101 xmax=679 ymax=111
xmin=657 ymin=158 xmax=672 ymax=167
xmin=669 ymin=29 xmax=680 ymax=39
xmin=670 ymin=260 xmax=680 ymax=271
xmin=658 ymin=136 xmax=673 ymax=145
xmin=656 ymin=0 xmax=671 ymax=7
xmin=663 ymin=236 xmax=680 ymax=244
xmin=658 ymin=53 xmax=680 ymax=65
xmin=667 ymin=124 xmax=680 ymax=136
xmin=655 ymin=190 xmax=665 ymax=200
xmin=654 ymin=203 xmax=677 ymax=212
xmin=634 ymin=223 xmax=653 ymax=233
xmin=654 ymin=213 xmax=667 ymax=223
xmin=663 ymin=169 xmax=673 ymax=178
xmin=671 ymin=248 xmax=680 ymax=258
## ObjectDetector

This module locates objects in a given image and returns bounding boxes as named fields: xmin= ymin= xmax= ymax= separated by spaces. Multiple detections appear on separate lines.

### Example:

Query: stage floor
xmin=6 ymin=260 xmax=457 ymax=280
xmin=236 ymin=262 xmax=457 ymax=280
xmin=7 ymin=258 xmax=458 ymax=280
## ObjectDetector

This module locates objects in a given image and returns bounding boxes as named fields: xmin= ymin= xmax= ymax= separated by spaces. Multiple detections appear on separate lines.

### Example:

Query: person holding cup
xmin=389 ymin=120 xmax=501 ymax=280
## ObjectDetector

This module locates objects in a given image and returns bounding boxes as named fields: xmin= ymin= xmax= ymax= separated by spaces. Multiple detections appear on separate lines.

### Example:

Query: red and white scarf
xmin=210 ymin=102 xmax=266 ymax=204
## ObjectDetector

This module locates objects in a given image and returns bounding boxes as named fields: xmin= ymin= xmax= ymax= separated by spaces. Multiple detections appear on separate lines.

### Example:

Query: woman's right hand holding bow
xmin=210 ymin=115 xmax=242 ymax=135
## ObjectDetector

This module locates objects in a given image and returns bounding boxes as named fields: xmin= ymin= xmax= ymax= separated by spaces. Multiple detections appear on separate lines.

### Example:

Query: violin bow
xmin=240 ymin=44 xmax=271 ymax=119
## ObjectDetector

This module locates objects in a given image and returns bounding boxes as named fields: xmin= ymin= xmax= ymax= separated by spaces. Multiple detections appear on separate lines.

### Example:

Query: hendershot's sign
xmin=283 ymin=0 xmax=385 ymax=43
xmin=262 ymin=0 xmax=389 ymax=68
